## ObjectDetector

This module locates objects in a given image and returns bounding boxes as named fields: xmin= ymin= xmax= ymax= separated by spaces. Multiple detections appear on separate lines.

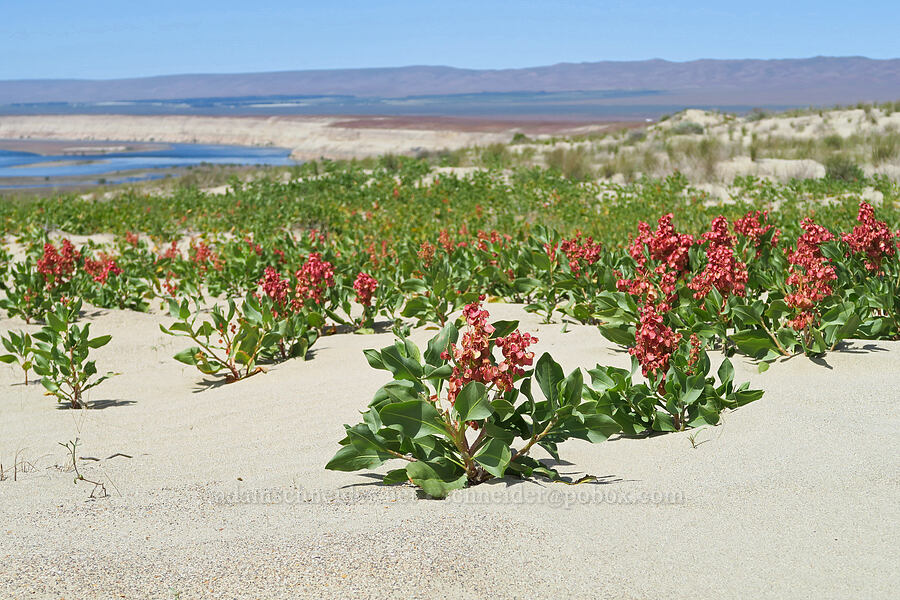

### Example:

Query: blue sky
xmin=2 ymin=1 xmax=898 ymax=79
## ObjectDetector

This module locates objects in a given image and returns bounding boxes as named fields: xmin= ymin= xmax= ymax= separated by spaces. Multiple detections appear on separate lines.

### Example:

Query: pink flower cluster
xmin=618 ymin=214 xmax=695 ymax=306
xmin=259 ymin=266 xmax=291 ymax=317
xmin=418 ymin=241 xmax=436 ymax=267
xmin=560 ymin=234 xmax=602 ymax=276
xmin=785 ymin=218 xmax=837 ymax=330
xmin=36 ymin=240 xmax=81 ymax=287
xmin=189 ymin=240 xmax=222 ymax=274
xmin=84 ymin=255 xmax=123 ymax=285
xmin=475 ymin=230 xmax=510 ymax=252
xmin=733 ymin=210 xmax=780 ymax=256
xmin=629 ymin=303 xmax=682 ymax=378
xmin=294 ymin=252 xmax=335 ymax=306
xmin=689 ymin=216 xmax=748 ymax=300
xmin=629 ymin=214 xmax=695 ymax=273
xmin=842 ymin=201 xmax=897 ymax=271
xmin=442 ymin=298 xmax=538 ymax=404
xmin=353 ymin=272 xmax=378 ymax=307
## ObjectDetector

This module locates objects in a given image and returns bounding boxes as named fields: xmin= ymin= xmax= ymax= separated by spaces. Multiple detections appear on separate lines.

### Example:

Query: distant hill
xmin=1 ymin=57 xmax=898 ymax=110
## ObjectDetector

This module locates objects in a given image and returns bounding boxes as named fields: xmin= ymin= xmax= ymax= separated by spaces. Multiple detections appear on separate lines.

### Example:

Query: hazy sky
xmin=3 ymin=0 xmax=898 ymax=79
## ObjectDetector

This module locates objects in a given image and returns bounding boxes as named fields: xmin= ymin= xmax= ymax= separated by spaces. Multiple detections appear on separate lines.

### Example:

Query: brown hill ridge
xmin=1 ymin=57 xmax=898 ymax=106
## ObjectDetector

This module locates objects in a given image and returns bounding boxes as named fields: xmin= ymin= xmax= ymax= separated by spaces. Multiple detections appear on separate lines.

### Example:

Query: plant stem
xmin=511 ymin=416 xmax=558 ymax=464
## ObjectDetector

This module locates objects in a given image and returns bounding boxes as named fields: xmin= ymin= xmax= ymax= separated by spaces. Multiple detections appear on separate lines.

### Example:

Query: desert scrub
xmin=326 ymin=300 xmax=621 ymax=498
xmin=31 ymin=298 xmax=116 ymax=408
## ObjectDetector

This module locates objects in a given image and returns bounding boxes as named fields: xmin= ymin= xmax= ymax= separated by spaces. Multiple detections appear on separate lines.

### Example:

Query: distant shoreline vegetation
xmin=0 ymin=90 xmax=795 ymax=119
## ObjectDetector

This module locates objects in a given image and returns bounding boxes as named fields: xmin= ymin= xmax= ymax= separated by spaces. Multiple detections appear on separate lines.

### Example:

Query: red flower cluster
xmin=442 ymin=298 xmax=538 ymax=404
xmin=842 ymin=201 xmax=897 ymax=271
xmin=475 ymin=230 xmax=509 ymax=252
xmin=364 ymin=240 xmax=393 ymax=269
xmin=124 ymin=231 xmax=140 ymax=246
xmin=733 ymin=210 xmax=780 ymax=256
xmin=353 ymin=272 xmax=378 ymax=307
xmin=294 ymin=252 xmax=334 ymax=305
xmin=36 ymin=240 xmax=81 ymax=287
xmin=259 ymin=266 xmax=291 ymax=316
xmin=160 ymin=241 xmax=180 ymax=260
xmin=689 ymin=216 xmax=748 ymax=300
xmin=618 ymin=214 xmax=695 ymax=306
xmin=785 ymin=218 xmax=837 ymax=330
xmin=629 ymin=213 xmax=695 ymax=273
xmin=244 ymin=237 xmax=263 ymax=256
xmin=189 ymin=240 xmax=223 ymax=274
xmin=560 ymin=234 xmax=602 ymax=276
xmin=84 ymin=255 xmax=123 ymax=284
xmin=629 ymin=303 xmax=682 ymax=378
xmin=418 ymin=241 xmax=436 ymax=267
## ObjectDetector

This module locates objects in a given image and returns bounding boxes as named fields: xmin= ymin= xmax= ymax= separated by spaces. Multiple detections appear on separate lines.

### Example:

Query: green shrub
xmin=671 ymin=122 xmax=705 ymax=135
xmin=824 ymin=155 xmax=865 ymax=182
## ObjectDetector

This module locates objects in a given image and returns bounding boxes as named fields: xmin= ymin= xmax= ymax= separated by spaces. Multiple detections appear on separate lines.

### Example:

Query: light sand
xmin=1 ymin=301 xmax=898 ymax=598
xmin=0 ymin=115 xmax=619 ymax=162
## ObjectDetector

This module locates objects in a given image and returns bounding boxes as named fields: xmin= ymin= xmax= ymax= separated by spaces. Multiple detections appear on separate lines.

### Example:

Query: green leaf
xmin=474 ymin=439 xmax=512 ymax=478
xmin=424 ymin=323 xmax=458 ymax=367
xmin=734 ymin=389 xmax=764 ymax=406
xmin=490 ymin=320 xmax=519 ymax=339
xmin=380 ymin=345 xmax=423 ymax=380
xmin=405 ymin=461 xmax=467 ymax=498
xmin=598 ymin=325 xmax=635 ymax=347
xmin=400 ymin=278 xmax=428 ymax=293
xmin=87 ymin=334 xmax=112 ymax=349
xmin=380 ymin=400 xmax=446 ymax=439
xmin=560 ymin=368 xmax=584 ymax=406
xmin=325 ymin=443 xmax=390 ymax=472
xmin=535 ymin=353 xmax=564 ymax=405
xmin=731 ymin=329 xmax=776 ymax=359
xmin=382 ymin=468 xmax=409 ymax=486
xmin=830 ymin=313 xmax=862 ymax=348
xmin=717 ymin=358 xmax=734 ymax=386
xmin=173 ymin=347 xmax=200 ymax=365
xmin=453 ymin=381 xmax=491 ymax=421
xmin=363 ymin=349 xmax=386 ymax=370
xmin=565 ymin=413 xmax=622 ymax=443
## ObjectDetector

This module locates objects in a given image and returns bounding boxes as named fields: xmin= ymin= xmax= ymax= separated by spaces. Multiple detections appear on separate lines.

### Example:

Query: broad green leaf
xmin=474 ymin=438 xmax=512 ymax=478
xmin=731 ymin=329 xmax=777 ymax=359
xmin=535 ymin=353 xmax=564 ymax=405
xmin=424 ymin=323 xmax=457 ymax=367
xmin=173 ymin=347 xmax=200 ymax=365
xmin=560 ymin=368 xmax=584 ymax=406
xmin=325 ymin=443 xmax=390 ymax=472
xmin=717 ymin=358 xmax=734 ymax=386
xmin=453 ymin=381 xmax=491 ymax=421
xmin=363 ymin=349 xmax=386 ymax=370
xmin=405 ymin=461 xmax=467 ymax=498
xmin=382 ymin=468 xmax=409 ymax=485
xmin=87 ymin=335 xmax=111 ymax=349
xmin=380 ymin=400 xmax=446 ymax=439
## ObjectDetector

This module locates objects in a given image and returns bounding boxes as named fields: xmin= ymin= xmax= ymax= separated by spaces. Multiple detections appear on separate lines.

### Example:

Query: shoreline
xmin=0 ymin=114 xmax=630 ymax=161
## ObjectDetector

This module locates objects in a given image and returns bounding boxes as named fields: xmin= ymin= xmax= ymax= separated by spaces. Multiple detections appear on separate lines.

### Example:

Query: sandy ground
xmin=0 ymin=115 xmax=622 ymax=162
xmin=0 ymin=301 xmax=898 ymax=599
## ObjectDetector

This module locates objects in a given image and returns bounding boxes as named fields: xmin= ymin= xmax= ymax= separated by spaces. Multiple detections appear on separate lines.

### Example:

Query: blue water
xmin=0 ymin=142 xmax=297 ymax=187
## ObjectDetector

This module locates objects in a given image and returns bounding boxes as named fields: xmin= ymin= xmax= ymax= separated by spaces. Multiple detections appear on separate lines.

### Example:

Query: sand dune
xmin=1 ymin=302 xmax=897 ymax=598
xmin=0 ymin=114 xmax=519 ymax=161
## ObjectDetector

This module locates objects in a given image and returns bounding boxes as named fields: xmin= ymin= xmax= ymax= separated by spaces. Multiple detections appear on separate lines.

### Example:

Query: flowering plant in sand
xmin=352 ymin=271 xmax=379 ymax=329
xmin=326 ymin=299 xmax=622 ymax=498
xmin=1 ymin=240 xmax=82 ymax=322
xmin=160 ymin=291 xmax=320 ymax=383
